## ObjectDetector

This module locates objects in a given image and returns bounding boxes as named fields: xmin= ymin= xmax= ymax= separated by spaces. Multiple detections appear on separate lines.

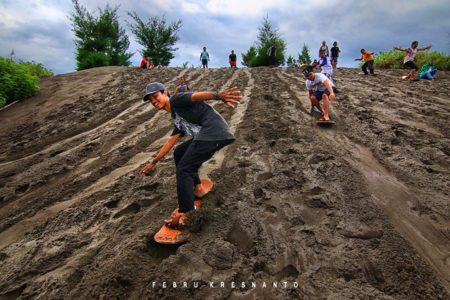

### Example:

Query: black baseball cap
xmin=143 ymin=82 xmax=165 ymax=102
xmin=302 ymin=66 xmax=314 ymax=76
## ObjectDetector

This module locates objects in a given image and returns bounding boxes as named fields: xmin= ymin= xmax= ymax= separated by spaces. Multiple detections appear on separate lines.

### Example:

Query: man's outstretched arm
xmin=139 ymin=133 xmax=181 ymax=175
xmin=191 ymin=87 xmax=242 ymax=108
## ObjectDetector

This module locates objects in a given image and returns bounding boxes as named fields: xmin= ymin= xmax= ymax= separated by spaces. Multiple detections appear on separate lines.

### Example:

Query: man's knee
xmin=174 ymin=147 xmax=182 ymax=158
xmin=176 ymin=165 xmax=192 ymax=178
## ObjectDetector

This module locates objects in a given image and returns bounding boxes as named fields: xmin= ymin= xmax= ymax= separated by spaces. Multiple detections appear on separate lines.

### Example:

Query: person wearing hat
xmin=139 ymin=82 xmax=241 ymax=226
xmin=303 ymin=65 xmax=336 ymax=121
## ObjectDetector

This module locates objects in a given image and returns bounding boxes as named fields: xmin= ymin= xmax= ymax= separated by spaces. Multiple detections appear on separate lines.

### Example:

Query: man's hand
xmin=218 ymin=87 xmax=242 ymax=108
xmin=139 ymin=162 xmax=155 ymax=175
xmin=329 ymin=93 xmax=335 ymax=102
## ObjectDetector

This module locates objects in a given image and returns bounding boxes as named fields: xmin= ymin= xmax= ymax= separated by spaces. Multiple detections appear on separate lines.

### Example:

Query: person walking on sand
xmin=229 ymin=50 xmax=237 ymax=68
xmin=173 ymin=76 xmax=190 ymax=95
xmin=200 ymin=47 xmax=210 ymax=69
xmin=139 ymin=82 xmax=241 ymax=226
xmin=319 ymin=41 xmax=329 ymax=57
xmin=330 ymin=41 xmax=340 ymax=70
xmin=303 ymin=65 xmax=336 ymax=121
xmin=355 ymin=49 xmax=375 ymax=75
xmin=394 ymin=41 xmax=432 ymax=81
xmin=267 ymin=43 xmax=277 ymax=67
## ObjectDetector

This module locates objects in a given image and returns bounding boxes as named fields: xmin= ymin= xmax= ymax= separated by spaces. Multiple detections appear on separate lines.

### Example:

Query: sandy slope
xmin=0 ymin=66 xmax=448 ymax=299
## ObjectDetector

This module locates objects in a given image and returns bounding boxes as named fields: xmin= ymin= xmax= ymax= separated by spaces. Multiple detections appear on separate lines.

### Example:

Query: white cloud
xmin=1 ymin=0 xmax=449 ymax=74
xmin=181 ymin=2 xmax=203 ymax=13
xmin=0 ymin=10 xmax=26 ymax=31
xmin=204 ymin=0 xmax=289 ymax=16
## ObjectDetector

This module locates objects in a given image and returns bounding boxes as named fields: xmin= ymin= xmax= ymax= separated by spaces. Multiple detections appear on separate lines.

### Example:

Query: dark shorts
xmin=330 ymin=56 xmax=338 ymax=62
xmin=202 ymin=59 xmax=208 ymax=66
xmin=404 ymin=60 xmax=418 ymax=70
xmin=312 ymin=87 xmax=336 ymax=101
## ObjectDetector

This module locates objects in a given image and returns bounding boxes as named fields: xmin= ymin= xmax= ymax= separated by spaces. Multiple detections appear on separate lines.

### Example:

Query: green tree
xmin=298 ymin=44 xmax=312 ymax=65
xmin=127 ymin=13 xmax=182 ymax=66
xmin=70 ymin=0 xmax=132 ymax=70
xmin=286 ymin=55 xmax=296 ymax=67
xmin=242 ymin=16 xmax=286 ymax=67
xmin=241 ymin=46 xmax=257 ymax=67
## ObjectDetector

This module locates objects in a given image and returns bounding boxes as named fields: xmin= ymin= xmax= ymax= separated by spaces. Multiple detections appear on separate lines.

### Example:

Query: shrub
xmin=0 ymin=56 xmax=53 ymax=107
xmin=375 ymin=50 xmax=450 ymax=70
xmin=20 ymin=61 xmax=53 ymax=77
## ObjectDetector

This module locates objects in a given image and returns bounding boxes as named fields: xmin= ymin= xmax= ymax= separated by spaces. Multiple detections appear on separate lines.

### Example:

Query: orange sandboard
xmin=154 ymin=179 xmax=213 ymax=244
xmin=193 ymin=178 xmax=214 ymax=209
xmin=154 ymin=224 xmax=190 ymax=244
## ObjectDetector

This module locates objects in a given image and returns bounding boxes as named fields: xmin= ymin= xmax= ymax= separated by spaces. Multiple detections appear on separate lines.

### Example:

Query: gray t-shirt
xmin=305 ymin=73 xmax=335 ymax=92
xmin=170 ymin=93 xmax=234 ymax=141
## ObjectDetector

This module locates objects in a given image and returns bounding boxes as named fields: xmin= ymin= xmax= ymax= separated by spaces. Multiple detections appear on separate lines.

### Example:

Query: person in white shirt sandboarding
xmin=303 ymin=65 xmax=336 ymax=125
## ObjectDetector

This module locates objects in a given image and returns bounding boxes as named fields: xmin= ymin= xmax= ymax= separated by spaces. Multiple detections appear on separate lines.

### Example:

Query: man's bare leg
xmin=310 ymin=96 xmax=323 ymax=114
xmin=322 ymin=94 xmax=330 ymax=120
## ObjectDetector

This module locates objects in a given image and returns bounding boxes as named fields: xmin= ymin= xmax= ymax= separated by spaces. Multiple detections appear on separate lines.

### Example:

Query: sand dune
xmin=0 ymin=66 xmax=448 ymax=299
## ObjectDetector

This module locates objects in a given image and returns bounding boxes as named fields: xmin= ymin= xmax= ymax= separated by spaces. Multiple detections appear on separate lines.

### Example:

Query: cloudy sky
xmin=1 ymin=0 xmax=449 ymax=74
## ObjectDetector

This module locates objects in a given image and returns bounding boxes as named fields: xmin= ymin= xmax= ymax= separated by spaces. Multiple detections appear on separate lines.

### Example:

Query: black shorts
xmin=404 ymin=60 xmax=418 ymax=70
xmin=312 ymin=87 xmax=336 ymax=101
xmin=202 ymin=59 xmax=208 ymax=66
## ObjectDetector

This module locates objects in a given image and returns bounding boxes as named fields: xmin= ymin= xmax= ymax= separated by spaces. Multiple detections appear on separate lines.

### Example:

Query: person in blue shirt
xmin=200 ymin=47 xmax=210 ymax=69
xmin=173 ymin=76 xmax=190 ymax=95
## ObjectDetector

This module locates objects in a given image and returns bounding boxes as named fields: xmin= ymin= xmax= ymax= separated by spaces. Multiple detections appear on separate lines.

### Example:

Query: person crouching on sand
xmin=139 ymin=82 xmax=241 ymax=226
xmin=355 ymin=49 xmax=375 ymax=75
xmin=140 ymin=56 xmax=153 ymax=69
xmin=303 ymin=65 xmax=336 ymax=121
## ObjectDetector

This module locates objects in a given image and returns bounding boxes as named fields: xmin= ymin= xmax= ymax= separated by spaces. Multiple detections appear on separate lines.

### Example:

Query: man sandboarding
xmin=302 ymin=65 xmax=336 ymax=125
xmin=139 ymin=82 xmax=241 ymax=244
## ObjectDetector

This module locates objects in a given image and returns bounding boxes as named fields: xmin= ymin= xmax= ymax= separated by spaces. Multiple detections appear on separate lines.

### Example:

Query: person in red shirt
xmin=140 ymin=56 xmax=153 ymax=69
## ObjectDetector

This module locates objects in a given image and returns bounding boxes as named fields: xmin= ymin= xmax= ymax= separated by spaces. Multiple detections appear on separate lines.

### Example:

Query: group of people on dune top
xmin=136 ymin=39 xmax=434 ymax=233
xmin=140 ymin=47 xmax=237 ymax=70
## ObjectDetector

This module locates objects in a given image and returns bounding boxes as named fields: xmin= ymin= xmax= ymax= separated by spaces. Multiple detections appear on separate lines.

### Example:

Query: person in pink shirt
xmin=394 ymin=41 xmax=431 ymax=81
